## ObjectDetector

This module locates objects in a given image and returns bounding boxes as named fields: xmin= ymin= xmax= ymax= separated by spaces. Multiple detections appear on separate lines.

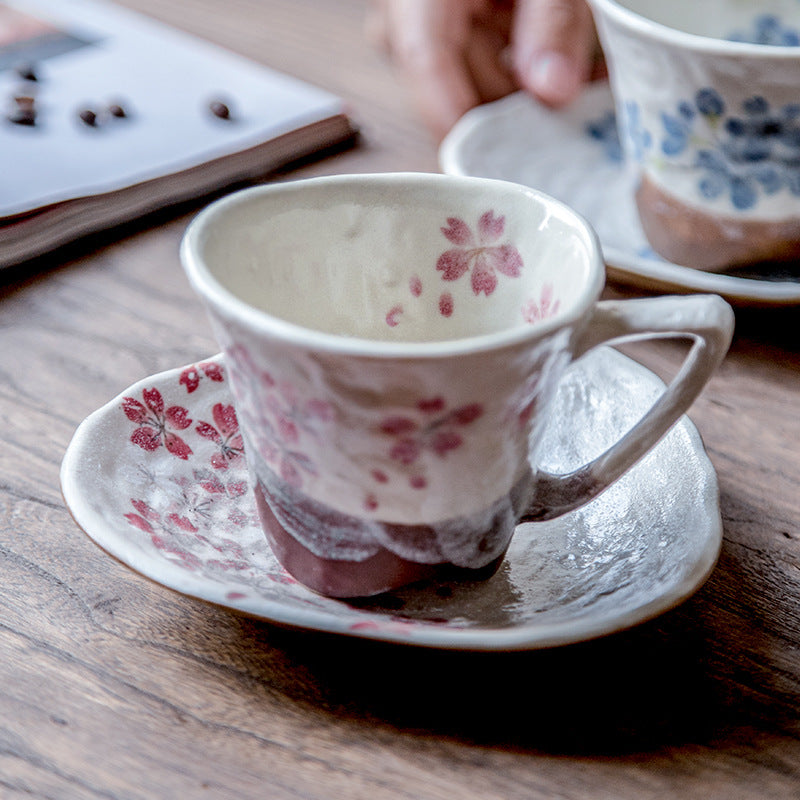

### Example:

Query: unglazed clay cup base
xmin=636 ymin=175 xmax=800 ymax=270
xmin=590 ymin=0 xmax=800 ymax=271
xmin=253 ymin=465 xmax=532 ymax=597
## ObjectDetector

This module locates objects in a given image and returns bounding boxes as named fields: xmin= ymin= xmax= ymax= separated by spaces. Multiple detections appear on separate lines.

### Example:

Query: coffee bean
xmin=8 ymin=108 xmax=36 ymax=126
xmin=14 ymin=63 xmax=38 ymax=82
xmin=78 ymin=108 xmax=98 ymax=127
xmin=209 ymin=100 xmax=231 ymax=120
xmin=108 ymin=103 xmax=126 ymax=118
xmin=13 ymin=95 xmax=36 ymax=111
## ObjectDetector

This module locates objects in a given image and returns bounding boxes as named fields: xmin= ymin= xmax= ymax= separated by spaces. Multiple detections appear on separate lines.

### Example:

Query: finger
xmin=464 ymin=22 xmax=517 ymax=103
xmin=511 ymin=0 xmax=597 ymax=107
xmin=364 ymin=0 xmax=391 ymax=55
xmin=386 ymin=0 xmax=479 ymax=140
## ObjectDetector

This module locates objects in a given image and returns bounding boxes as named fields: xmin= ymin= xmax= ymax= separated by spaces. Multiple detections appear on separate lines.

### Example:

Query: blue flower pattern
xmin=585 ymin=110 xmax=623 ymax=163
xmin=584 ymin=15 xmax=800 ymax=212
xmin=621 ymin=100 xmax=652 ymax=162
xmin=728 ymin=14 xmax=800 ymax=46
xmin=656 ymin=88 xmax=800 ymax=210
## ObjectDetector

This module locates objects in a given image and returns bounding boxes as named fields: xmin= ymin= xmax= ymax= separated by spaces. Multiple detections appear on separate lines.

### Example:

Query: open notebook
xmin=0 ymin=0 xmax=357 ymax=267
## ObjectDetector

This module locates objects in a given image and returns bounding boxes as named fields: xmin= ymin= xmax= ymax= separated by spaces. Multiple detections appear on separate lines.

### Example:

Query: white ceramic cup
xmin=180 ymin=173 xmax=733 ymax=598
xmin=589 ymin=0 xmax=800 ymax=270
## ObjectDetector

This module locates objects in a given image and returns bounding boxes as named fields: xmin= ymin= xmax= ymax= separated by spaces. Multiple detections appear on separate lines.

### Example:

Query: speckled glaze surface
xmin=440 ymin=84 xmax=800 ymax=304
xmin=60 ymin=348 xmax=723 ymax=650
xmin=589 ymin=0 xmax=800 ymax=268
xmin=179 ymin=173 xmax=732 ymax=597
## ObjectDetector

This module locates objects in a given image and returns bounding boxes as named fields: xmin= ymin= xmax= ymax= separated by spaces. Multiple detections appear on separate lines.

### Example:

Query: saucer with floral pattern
xmin=440 ymin=82 xmax=800 ymax=306
xmin=60 ymin=347 xmax=722 ymax=650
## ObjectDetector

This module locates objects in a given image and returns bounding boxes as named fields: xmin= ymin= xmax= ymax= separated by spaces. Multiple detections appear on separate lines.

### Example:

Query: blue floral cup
xmin=589 ymin=0 xmax=800 ymax=270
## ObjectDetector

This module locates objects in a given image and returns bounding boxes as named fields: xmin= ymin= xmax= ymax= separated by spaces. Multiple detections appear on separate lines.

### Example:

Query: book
xmin=0 ymin=0 xmax=357 ymax=267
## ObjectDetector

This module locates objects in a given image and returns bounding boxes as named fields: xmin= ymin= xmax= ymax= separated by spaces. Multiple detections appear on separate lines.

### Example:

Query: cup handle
xmin=525 ymin=294 xmax=734 ymax=521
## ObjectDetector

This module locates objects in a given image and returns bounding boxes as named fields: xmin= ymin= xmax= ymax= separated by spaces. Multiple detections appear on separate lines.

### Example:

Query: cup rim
xmin=180 ymin=172 xmax=605 ymax=359
xmin=589 ymin=0 xmax=800 ymax=58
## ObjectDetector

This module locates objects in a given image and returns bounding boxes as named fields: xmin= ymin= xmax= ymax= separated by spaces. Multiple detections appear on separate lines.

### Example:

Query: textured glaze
xmin=60 ymin=348 xmax=722 ymax=650
xmin=440 ymin=83 xmax=800 ymax=304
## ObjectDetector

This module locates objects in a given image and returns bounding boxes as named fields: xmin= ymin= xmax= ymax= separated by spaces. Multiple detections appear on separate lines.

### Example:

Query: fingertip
xmin=525 ymin=51 xmax=583 ymax=107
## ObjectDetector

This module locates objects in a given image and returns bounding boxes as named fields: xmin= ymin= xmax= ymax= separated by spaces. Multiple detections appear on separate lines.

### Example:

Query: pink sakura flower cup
xmin=180 ymin=173 xmax=733 ymax=598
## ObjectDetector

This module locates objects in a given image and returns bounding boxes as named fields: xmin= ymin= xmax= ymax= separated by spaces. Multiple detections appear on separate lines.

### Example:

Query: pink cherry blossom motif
xmin=124 ymin=498 xmax=160 ymax=532
xmin=122 ymin=388 xmax=193 ymax=459
xmin=438 ymin=292 xmax=454 ymax=317
xmin=150 ymin=535 xmax=203 ymax=570
xmin=522 ymin=283 xmax=561 ymax=324
xmin=123 ymin=474 xmax=255 ymax=573
xmin=242 ymin=387 xmax=332 ymax=489
xmin=271 ymin=382 xmax=335 ymax=441
xmin=437 ymin=210 xmax=524 ymax=296
xmin=179 ymin=361 xmax=225 ymax=393
xmin=124 ymin=499 xmax=202 ymax=568
xmin=386 ymin=304 xmax=403 ymax=327
xmin=377 ymin=398 xmax=484 ymax=489
xmin=195 ymin=403 xmax=244 ymax=470
xmin=194 ymin=469 xmax=251 ymax=527
xmin=195 ymin=468 xmax=248 ymax=501
xmin=242 ymin=406 xmax=318 ymax=489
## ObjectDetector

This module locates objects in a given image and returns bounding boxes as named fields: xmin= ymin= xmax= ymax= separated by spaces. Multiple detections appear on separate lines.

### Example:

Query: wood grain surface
xmin=2 ymin=1 xmax=800 ymax=798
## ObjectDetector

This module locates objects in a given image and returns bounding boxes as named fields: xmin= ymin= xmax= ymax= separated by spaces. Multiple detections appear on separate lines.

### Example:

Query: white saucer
xmin=440 ymin=82 xmax=800 ymax=306
xmin=61 ymin=348 xmax=722 ymax=651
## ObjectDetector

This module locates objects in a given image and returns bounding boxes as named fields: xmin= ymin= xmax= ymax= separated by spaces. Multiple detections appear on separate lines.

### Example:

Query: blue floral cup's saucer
xmin=60 ymin=348 xmax=722 ymax=650
xmin=440 ymin=82 xmax=800 ymax=306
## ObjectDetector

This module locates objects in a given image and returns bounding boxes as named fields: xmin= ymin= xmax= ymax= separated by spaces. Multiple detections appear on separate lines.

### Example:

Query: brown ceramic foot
xmin=253 ymin=469 xmax=530 ymax=598
xmin=635 ymin=173 xmax=800 ymax=271
xmin=255 ymin=482 xmax=442 ymax=597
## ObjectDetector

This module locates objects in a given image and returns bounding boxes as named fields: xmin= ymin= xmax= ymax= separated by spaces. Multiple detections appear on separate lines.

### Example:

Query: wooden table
xmin=3 ymin=1 xmax=800 ymax=797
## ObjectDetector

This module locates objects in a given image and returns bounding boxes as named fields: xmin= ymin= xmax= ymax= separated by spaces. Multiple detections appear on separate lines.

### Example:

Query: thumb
xmin=511 ymin=0 xmax=597 ymax=107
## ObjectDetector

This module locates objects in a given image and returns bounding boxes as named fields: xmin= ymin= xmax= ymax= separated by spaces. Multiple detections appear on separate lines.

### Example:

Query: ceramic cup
xmin=180 ymin=173 xmax=733 ymax=598
xmin=588 ymin=0 xmax=800 ymax=271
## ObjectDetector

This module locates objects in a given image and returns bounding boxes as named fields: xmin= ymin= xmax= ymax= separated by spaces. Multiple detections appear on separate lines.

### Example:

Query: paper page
xmin=0 ymin=0 xmax=345 ymax=217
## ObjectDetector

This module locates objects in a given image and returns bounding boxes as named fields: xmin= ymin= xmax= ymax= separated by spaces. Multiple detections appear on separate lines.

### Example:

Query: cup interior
xmin=613 ymin=0 xmax=800 ymax=44
xmin=186 ymin=175 xmax=598 ymax=345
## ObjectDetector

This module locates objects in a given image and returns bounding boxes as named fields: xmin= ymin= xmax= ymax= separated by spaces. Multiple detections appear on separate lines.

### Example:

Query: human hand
xmin=366 ymin=0 xmax=601 ymax=140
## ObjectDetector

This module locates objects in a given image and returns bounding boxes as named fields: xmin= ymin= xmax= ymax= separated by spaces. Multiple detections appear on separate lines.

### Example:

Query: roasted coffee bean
xmin=14 ymin=63 xmax=38 ymax=82
xmin=209 ymin=100 xmax=231 ymax=119
xmin=13 ymin=95 xmax=36 ymax=111
xmin=8 ymin=108 xmax=36 ymax=126
xmin=78 ymin=108 xmax=98 ymax=126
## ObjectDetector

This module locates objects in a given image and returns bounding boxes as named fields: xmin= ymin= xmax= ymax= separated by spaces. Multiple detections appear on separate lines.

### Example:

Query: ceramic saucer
xmin=61 ymin=348 xmax=722 ymax=651
xmin=440 ymin=82 xmax=800 ymax=306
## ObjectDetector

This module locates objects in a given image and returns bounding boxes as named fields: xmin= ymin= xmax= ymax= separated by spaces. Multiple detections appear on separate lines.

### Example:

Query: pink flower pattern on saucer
xmin=122 ymin=388 xmax=193 ymax=459
xmin=117 ymin=362 xmax=276 ymax=586
xmin=124 ymin=481 xmax=256 ymax=576
xmin=195 ymin=403 xmax=244 ymax=470
xmin=437 ymin=210 xmax=523 ymax=296
xmin=179 ymin=360 xmax=224 ymax=393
